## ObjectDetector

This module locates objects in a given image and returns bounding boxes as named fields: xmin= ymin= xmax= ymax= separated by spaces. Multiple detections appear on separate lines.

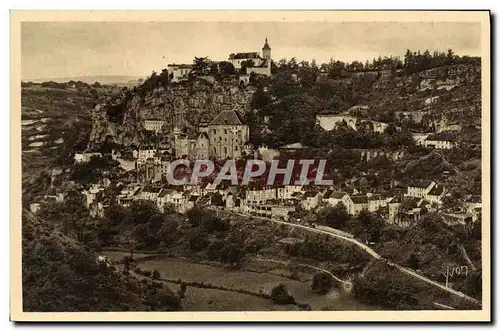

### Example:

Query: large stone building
xmin=167 ymin=38 xmax=273 ymax=83
xmin=173 ymin=107 xmax=250 ymax=160
xmin=230 ymin=38 xmax=272 ymax=78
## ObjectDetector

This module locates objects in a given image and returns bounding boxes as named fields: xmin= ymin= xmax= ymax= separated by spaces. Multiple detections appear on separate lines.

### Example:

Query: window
xmin=224 ymin=129 xmax=227 ymax=134
xmin=235 ymin=146 xmax=238 ymax=151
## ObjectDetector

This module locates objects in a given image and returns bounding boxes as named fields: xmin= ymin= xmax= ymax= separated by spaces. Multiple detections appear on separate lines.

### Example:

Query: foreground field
xmin=104 ymin=251 xmax=378 ymax=311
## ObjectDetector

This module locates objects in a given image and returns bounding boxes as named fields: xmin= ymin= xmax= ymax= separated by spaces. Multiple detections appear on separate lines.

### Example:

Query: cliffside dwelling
xmin=144 ymin=119 xmax=166 ymax=133
xmin=173 ymin=106 xmax=250 ymax=160
xmin=166 ymin=64 xmax=193 ymax=82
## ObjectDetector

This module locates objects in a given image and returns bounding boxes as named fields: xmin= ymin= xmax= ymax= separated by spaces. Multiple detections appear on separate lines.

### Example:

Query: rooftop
xmin=426 ymin=132 xmax=457 ymax=142
xmin=428 ymin=185 xmax=446 ymax=196
xmin=229 ymin=52 xmax=261 ymax=60
xmin=351 ymin=195 xmax=368 ymax=204
xmin=323 ymin=191 xmax=347 ymax=199
xmin=408 ymin=179 xmax=435 ymax=189
xmin=209 ymin=108 xmax=246 ymax=126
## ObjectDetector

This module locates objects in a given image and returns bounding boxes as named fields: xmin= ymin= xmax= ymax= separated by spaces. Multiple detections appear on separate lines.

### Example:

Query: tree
xmin=311 ymin=272 xmax=335 ymax=294
xmin=316 ymin=204 xmax=350 ymax=229
xmin=191 ymin=57 xmax=210 ymax=75
xmin=406 ymin=253 xmax=420 ymax=270
xmin=152 ymin=269 xmax=161 ymax=280
xmin=220 ymin=242 xmax=244 ymax=267
xmin=239 ymin=59 xmax=254 ymax=74
xmin=270 ymin=284 xmax=296 ymax=305
xmin=218 ymin=61 xmax=236 ymax=75
xmin=129 ymin=200 xmax=160 ymax=224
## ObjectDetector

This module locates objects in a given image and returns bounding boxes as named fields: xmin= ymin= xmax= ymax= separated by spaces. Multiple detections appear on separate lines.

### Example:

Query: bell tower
xmin=262 ymin=37 xmax=271 ymax=60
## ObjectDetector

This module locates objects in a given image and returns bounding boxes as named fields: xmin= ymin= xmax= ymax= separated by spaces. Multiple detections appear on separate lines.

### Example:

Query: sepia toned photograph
xmin=11 ymin=10 xmax=490 ymax=322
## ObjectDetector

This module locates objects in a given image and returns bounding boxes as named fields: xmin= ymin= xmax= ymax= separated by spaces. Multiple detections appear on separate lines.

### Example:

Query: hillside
xmin=25 ymin=75 xmax=145 ymax=85
xmin=22 ymin=209 xmax=182 ymax=312
xmin=86 ymin=62 xmax=481 ymax=151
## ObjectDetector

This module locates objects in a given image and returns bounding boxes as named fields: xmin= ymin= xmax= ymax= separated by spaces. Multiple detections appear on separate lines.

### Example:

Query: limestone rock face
xmin=88 ymin=78 xmax=256 ymax=149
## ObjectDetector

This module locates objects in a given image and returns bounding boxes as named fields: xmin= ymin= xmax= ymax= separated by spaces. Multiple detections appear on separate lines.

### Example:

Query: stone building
xmin=173 ymin=107 xmax=249 ymax=160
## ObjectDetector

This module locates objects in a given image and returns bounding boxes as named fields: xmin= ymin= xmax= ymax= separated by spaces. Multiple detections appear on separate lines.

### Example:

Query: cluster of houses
xmin=61 ymin=172 xmax=480 ymax=230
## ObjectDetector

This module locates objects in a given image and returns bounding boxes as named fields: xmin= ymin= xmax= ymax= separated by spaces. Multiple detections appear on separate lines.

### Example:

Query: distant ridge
xmin=23 ymin=75 xmax=146 ymax=85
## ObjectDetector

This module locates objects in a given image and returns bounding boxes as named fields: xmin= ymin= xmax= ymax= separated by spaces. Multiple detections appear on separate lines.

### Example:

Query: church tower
xmin=262 ymin=37 xmax=271 ymax=60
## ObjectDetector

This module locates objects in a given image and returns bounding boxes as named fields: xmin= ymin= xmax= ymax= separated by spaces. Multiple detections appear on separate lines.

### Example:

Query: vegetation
xmin=311 ymin=272 xmax=336 ymax=294
xmin=270 ymin=284 xmax=296 ymax=305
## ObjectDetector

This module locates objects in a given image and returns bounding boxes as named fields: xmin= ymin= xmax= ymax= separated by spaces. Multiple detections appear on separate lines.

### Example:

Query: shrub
xmin=152 ymin=269 xmax=161 ymax=280
xmin=311 ymin=272 xmax=335 ymax=294
xmin=270 ymin=283 xmax=296 ymax=305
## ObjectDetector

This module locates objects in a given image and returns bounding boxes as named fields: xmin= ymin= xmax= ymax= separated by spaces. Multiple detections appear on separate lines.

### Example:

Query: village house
xmin=425 ymin=184 xmax=447 ymax=206
xmin=300 ymin=191 xmax=322 ymax=211
xmin=387 ymin=195 xmax=424 ymax=227
xmin=134 ymin=186 xmax=162 ymax=201
xmin=136 ymin=149 xmax=157 ymax=165
xmin=83 ymin=184 xmax=104 ymax=207
xmin=156 ymin=188 xmax=176 ymax=212
xmin=412 ymin=133 xmax=432 ymax=146
xmin=144 ymin=119 xmax=166 ymax=133
xmin=247 ymin=202 xmax=296 ymax=220
xmin=350 ymin=195 xmax=369 ymax=215
xmin=29 ymin=203 xmax=41 ymax=214
xmin=166 ymin=63 xmax=193 ymax=82
xmin=315 ymin=114 xmax=357 ymax=131
xmin=406 ymin=179 xmax=436 ymax=199
xmin=276 ymin=184 xmax=303 ymax=200
xmin=367 ymin=193 xmax=388 ymax=212
xmin=225 ymin=192 xmax=242 ymax=211
xmin=74 ymin=152 xmax=103 ymax=164
xmin=322 ymin=190 xmax=353 ymax=214
xmin=245 ymin=185 xmax=277 ymax=204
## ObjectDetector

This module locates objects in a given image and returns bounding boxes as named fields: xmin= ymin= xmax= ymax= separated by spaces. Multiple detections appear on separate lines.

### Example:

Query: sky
xmin=21 ymin=21 xmax=481 ymax=80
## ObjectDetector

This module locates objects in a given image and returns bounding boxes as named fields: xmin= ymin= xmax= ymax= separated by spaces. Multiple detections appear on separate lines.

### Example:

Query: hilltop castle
xmin=167 ymin=37 xmax=272 ymax=82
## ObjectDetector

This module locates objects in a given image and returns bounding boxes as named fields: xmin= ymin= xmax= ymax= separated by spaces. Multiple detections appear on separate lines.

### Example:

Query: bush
xmin=152 ymin=269 xmax=161 ymax=280
xmin=270 ymin=284 xmax=296 ymax=305
xmin=311 ymin=272 xmax=335 ymax=294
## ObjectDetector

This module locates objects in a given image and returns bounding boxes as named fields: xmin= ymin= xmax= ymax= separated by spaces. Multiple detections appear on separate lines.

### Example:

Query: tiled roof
xmin=303 ymin=191 xmax=319 ymax=198
xmin=351 ymin=195 xmax=368 ymax=204
xmin=408 ymin=179 xmax=434 ymax=189
xmin=368 ymin=194 xmax=384 ymax=201
xmin=229 ymin=52 xmax=261 ymax=60
xmin=209 ymin=108 xmax=246 ymax=126
xmin=158 ymin=189 xmax=175 ymax=198
xmin=426 ymin=132 xmax=456 ymax=142
xmin=324 ymin=191 xmax=347 ymax=199
xmin=428 ymin=185 xmax=446 ymax=196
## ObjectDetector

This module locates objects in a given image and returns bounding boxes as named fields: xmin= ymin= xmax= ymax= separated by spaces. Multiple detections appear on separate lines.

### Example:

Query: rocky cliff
xmin=88 ymin=78 xmax=256 ymax=149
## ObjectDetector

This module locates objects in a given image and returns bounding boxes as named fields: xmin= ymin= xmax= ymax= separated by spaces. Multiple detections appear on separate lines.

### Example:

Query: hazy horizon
xmin=21 ymin=21 xmax=481 ymax=81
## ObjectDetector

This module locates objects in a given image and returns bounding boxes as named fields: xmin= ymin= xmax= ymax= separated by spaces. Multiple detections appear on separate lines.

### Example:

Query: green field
xmin=132 ymin=256 xmax=378 ymax=311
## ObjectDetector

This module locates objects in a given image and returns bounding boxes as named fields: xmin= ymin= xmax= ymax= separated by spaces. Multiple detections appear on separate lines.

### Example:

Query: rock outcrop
xmin=88 ymin=78 xmax=256 ymax=149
